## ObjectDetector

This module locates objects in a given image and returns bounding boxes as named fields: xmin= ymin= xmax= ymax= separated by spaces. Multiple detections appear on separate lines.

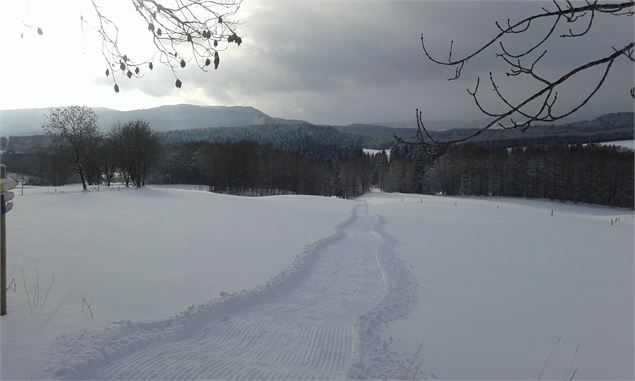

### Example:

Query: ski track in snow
xmin=46 ymin=204 xmax=420 ymax=380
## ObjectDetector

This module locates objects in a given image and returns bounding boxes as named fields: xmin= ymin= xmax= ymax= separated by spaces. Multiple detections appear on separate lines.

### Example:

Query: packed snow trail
xmin=49 ymin=204 xmax=419 ymax=379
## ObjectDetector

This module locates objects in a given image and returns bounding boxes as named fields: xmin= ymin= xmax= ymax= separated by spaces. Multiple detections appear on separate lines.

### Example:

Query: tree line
xmin=4 ymin=138 xmax=373 ymax=198
xmin=152 ymin=141 xmax=371 ymax=198
xmin=2 ymin=106 xmax=373 ymax=198
xmin=159 ymin=122 xmax=367 ymax=166
xmin=380 ymin=143 xmax=634 ymax=208
xmin=3 ymin=106 xmax=161 ymax=189
xmin=2 ymin=106 xmax=633 ymax=207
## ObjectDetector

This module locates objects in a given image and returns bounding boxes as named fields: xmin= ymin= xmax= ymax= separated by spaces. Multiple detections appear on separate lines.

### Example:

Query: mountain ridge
xmin=1 ymin=105 xmax=632 ymax=150
xmin=0 ymin=104 xmax=273 ymax=136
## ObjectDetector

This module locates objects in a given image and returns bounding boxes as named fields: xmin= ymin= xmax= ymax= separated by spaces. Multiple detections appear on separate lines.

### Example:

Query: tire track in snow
xmin=47 ymin=204 xmax=419 ymax=379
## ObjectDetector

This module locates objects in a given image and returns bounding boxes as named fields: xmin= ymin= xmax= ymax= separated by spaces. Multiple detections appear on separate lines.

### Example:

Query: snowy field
xmin=1 ymin=186 xmax=633 ymax=379
xmin=0 ymin=185 xmax=354 ymax=378
xmin=359 ymin=192 xmax=634 ymax=380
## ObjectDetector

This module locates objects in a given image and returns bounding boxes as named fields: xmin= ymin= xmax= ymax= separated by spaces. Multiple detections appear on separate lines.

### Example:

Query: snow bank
xmin=359 ymin=192 xmax=633 ymax=379
xmin=0 ymin=186 xmax=353 ymax=379
xmin=363 ymin=148 xmax=391 ymax=159
xmin=598 ymin=139 xmax=634 ymax=150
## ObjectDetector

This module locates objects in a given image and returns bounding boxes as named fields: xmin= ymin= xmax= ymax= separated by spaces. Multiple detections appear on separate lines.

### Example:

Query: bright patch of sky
xmin=1 ymin=0 xmax=633 ymax=124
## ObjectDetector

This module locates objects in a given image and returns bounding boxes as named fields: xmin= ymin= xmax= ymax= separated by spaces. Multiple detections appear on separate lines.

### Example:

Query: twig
xmin=6 ymin=278 xmax=16 ymax=292
xmin=40 ymin=272 xmax=55 ymax=309
xmin=35 ymin=270 xmax=40 ymax=308
xmin=537 ymin=334 xmax=562 ymax=380
xmin=82 ymin=297 xmax=94 ymax=319
xmin=568 ymin=368 xmax=578 ymax=381
xmin=402 ymin=341 xmax=425 ymax=379
xmin=567 ymin=341 xmax=581 ymax=378
xmin=21 ymin=270 xmax=33 ymax=314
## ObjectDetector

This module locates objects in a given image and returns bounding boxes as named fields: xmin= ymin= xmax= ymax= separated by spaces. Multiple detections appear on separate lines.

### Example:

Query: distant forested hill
xmin=160 ymin=123 xmax=368 ymax=164
xmin=0 ymin=104 xmax=272 ymax=136
xmin=2 ymin=111 xmax=632 ymax=156
xmin=337 ymin=112 xmax=634 ymax=149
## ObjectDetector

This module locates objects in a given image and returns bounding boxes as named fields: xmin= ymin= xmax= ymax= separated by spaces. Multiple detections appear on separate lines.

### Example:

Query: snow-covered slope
xmin=0 ymin=186 xmax=353 ymax=378
xmin=359 ymin=192 xmax=634 ymax=380
xmin=1 ymin=188 xmax=632 ymax=379
xmin=598 ymin=139 xmax=634 ymax=150
xmin=42 ymin=204 xmax=417 ymax=379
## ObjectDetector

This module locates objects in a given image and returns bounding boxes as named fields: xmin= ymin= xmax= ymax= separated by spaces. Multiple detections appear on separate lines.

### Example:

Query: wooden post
xmin=1 ymin=165 xmax=7 ymax=316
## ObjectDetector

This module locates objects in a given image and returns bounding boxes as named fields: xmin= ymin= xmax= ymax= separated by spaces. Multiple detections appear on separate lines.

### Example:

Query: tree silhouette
xmin=406 ymin=1 xmax=634 ymax=157
xmin=88 ymin=0 xmax=242 ymax=92
xmin=42 ymin=106 xmax=102 ymax=190
xmin=111 ymin=120 xmax=161 ymax=188
xmin=24 ymin=1 xmax=242 ymax=92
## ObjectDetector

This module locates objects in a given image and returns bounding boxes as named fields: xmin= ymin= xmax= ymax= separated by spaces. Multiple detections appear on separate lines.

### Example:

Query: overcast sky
xmin=1 ymin=0 xmax=633 ymax=125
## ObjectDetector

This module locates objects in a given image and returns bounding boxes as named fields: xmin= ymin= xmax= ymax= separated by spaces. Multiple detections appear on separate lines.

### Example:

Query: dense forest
xmin=160 ymin=123 xmax=367 ymax=165
xmin=383 ymin=143 xmax=634 ymax=208
xmin=1 ymin=113 xmax=633 ymax=207
xmin=5 ymin=112 xmax=631 ymax=153
xmin=152 ymin=141 xmax=371 ymax=198
xmin=2 ymin=139 xmax=372 ymax=199
xmin=337 ymin=112 xmax=634 ymax=149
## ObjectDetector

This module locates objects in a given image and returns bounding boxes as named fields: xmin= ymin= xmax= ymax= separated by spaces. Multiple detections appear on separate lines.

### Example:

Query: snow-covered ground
xmin=1 ymin=186 xmax=632 ymax=379
xmin=363 ymin=148 xmax=391 ymax=159
xmin=359 ymin=192 xmax=634 ymax=380
xmin=0 ymin=185 xmax=354 ymax=378
xmin=598 ymin=139 xmax=634 ymax=150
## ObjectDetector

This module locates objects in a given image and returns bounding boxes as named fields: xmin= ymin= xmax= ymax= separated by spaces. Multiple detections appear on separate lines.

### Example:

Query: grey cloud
xmin=124 ymin=0 xmax=633 ymax=125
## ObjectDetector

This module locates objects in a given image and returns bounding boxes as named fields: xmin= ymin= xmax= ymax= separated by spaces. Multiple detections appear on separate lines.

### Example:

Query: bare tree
xmin=112 ymin=120 xmax=161 ymax=188
xmin=43 ymin=106 xmax=102 ymax=190
xmin=407 ymin=1 xmax=634 ymax=157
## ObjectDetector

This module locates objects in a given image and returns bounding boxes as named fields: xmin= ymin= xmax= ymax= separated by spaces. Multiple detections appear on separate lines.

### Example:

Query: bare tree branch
xmin=411 ymin=1 xmax=634 ymax=158
xmin=83 ymin=0 xmax=242 ymax=92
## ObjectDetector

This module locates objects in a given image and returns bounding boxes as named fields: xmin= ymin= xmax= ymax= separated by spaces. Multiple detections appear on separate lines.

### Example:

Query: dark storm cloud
xmin=131 ymin=1 xmax=634 ymax=125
